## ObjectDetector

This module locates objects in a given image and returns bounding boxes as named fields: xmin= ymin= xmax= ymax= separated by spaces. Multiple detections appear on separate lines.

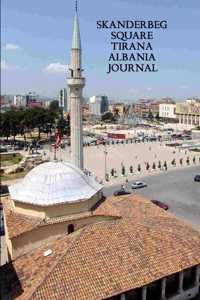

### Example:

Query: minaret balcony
xmin=68 ymin=78 xmax=85 ymax=87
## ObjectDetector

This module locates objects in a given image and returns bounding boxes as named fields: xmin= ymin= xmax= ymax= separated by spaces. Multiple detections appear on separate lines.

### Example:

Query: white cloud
xmin=1 ymin=60 xmax=7 ymax=70
xmin=5 ymin=43 xmax=21 ymax=51
xmin=1 ymin=60 xmax=20 ymax=71
xmin=44 ymin=62 xmax=68 ymax=74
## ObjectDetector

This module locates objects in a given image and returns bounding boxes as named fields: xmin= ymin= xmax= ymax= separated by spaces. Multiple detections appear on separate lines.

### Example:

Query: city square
xmin=46 ymin=140 xmax=200 ymax=185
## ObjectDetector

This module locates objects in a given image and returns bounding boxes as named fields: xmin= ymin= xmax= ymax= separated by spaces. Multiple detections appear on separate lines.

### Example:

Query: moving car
xmin=151 ymin=200 xmax=169 ymax=210
xmin=131 ymin=181 xmax=147 ymax=189
xmin=194 ymin=174 xmax=200 ymax=182
xmin=113 ymin=189 xmax=131 ymax=196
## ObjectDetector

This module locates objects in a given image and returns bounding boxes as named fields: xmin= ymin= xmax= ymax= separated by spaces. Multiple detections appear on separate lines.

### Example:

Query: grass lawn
xmin=1 ymin=153 xmax=23 ymax=167
xmin=0 ymin=171 xmax=28 ymax=182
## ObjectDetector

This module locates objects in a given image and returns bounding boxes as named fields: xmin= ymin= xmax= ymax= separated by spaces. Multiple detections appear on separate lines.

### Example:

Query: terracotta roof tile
xmin=2 ymin=195 xmax=200 ymax=300
xmin=2 ymin=197 xmax=118 ymax=239
xmin=1 ymin=197 xmax=42 ymax=239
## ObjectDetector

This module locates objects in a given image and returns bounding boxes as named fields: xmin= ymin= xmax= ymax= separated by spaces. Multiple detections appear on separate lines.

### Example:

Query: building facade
xmin=58 ymin=88 xmax=68 ymax=112
xmin=13 ymin=95 xmax=26 ymax=107
xmin=159 ymin=103 xmax=177 ymax=120
xmin=176 ymin=101 xmax=200 ymax=127
xmin=89 ymin=95 xmax=109 ymax=116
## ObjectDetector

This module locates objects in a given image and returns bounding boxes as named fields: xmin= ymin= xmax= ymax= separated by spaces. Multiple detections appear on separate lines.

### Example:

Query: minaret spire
xmin=68 ymin=1 xmax=85 ymax=170
xmin=72 ymin=1 xmax=81 ymax=50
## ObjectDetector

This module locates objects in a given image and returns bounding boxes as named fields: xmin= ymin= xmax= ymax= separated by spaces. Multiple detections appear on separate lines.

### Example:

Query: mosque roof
xmin=8 ymin=161 xmax=102 ymax=206
xmin=2 ymin=195 xmax=200 ymax=300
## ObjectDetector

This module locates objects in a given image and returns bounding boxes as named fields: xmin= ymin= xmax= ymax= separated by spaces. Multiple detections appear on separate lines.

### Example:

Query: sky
xmin=1 ymin=0 xmax=200 ymax=100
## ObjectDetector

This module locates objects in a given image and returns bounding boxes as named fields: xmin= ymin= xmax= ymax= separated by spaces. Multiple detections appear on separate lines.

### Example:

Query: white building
xmin=89 ymin=95 xmax=109 ymax=116
xmin=159 ymin=103 xmax=176 ymax=120
xmin=176 ymin=101 xmax=200 ymax=127
xmin=13 ymin=95 xmax=26 ymax=107
xmin=59 ymin=88 xmax=67 ymax=112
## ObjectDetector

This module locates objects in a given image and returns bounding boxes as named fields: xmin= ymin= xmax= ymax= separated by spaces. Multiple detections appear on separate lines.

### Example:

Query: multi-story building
xmin=25 ymin=92 xmax=43 ymax=108
xmin=59 ymin=88 xmax=68 ymax=112
xmin=159 ymin=103 xmax=177 ymax=120
xmin=13 ymin=95 xmax=26 ymax=107
xmin=133 ymin=99 xmax=154 ymax=118
xmin=89 ymin=95 xmax=109 ymax=116
xmin=176 ymin=100 xmax=200 ymax=127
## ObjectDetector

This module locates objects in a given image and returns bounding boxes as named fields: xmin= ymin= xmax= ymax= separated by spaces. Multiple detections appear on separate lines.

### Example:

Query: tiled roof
xmin=2 ymin=195 xmax=200 ymax=300
xmin=1 ymin=197 xmax=42 ymax=239
xmin=1 ymin=197 xmax=119 ymax=239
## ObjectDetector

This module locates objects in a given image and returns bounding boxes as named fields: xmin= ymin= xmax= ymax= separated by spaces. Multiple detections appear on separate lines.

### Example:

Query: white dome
xmin=9 ymin=161 xmax=102 ymax=206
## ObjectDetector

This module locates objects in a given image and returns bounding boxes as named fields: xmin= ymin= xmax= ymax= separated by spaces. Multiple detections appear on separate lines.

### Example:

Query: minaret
xmin=68 ymin=0 xmax=85 ymax=169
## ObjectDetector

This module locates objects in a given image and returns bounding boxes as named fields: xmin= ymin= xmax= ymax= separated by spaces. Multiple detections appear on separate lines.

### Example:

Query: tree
xmin=148 ymin=111 xmax=153 ymax=120
xmin=137 ymin=164 xmax=141 ymax=172
xmin=146 ymin=162 xmax=150 ymax=171
xmin=121 ymin=165 xmax=126 ymax=176
xmin=180 ymin=158 xmax=183 ymax=166
xmin=171 ymin=159 xmax=176 ymax=166
xmin=101 ymin=112 xmax=115 ymax=122
xmin=129 ymin=166 xmax=133 ymax=174
xmin=111 ymin=168 xmax=115 ymax=177
xmin=155 ymin=112 xmax=160 ymax=121
xmin=163 ymin=161 xmax=167 ymax=171
xmin=49 ymin=100 xmax=59 ymax=112
xmin=31 ymin=107 xmax=49 ymax=139
xmin=152 ymin=162 xmax=156 ymax=170
xmin=193 ymin=156 xmax=196 ymax=164
xmin=57 ymin=117 xmax=68 ymax=136
xmin=158 ymin=161 xmax=161 ymax=170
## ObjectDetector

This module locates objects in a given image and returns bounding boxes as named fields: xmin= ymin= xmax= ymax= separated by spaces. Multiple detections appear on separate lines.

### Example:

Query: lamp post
xmin=104 ymin=144 xmax=108 ymax=181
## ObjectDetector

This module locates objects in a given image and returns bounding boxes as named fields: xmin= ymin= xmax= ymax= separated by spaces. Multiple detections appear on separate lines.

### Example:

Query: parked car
xmin=131 ymin=181 xmax=147 ymax=189
xmin=113 ymin=189 xmax=131 ymax=196
xmin=151 ymin=200 xmax=169 ymax=210
xmin=0 ymin=147 xmax=8 ymax=153
xmin=194 ymin=175 xmax=200 ymax=182
xmin=0 ymin=185 xmax=9 ymax=195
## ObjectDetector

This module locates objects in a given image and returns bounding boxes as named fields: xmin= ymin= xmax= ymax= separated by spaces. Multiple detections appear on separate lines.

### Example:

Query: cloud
xmin=44 ymin=62 xmax=68 ymax=74
xmin=1 ymin=60 xmax=7 ymax=70
xmin=5 ymin=43 xmax=21 ymax=51
xmin=147 ymin=87 xmax=153 ymax=91
xmin=1 ymin=60 xmax=20 ymax=71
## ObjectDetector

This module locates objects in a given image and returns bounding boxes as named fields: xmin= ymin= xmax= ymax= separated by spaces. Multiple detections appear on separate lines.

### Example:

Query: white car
xmin=131 ymin=181 xmax=147 ymax=189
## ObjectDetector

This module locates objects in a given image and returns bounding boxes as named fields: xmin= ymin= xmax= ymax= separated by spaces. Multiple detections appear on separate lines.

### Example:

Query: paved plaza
xmin=45 ymin=141 xmax=200 ymax=185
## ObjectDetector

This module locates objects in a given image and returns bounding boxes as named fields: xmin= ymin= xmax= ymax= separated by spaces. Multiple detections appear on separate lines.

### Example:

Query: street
xmin=104 ymin=166 xmax=200 ymax=229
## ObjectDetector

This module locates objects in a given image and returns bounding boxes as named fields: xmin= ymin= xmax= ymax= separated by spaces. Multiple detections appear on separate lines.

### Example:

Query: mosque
xmin=0 ymin=2 xmax=200 ymax=300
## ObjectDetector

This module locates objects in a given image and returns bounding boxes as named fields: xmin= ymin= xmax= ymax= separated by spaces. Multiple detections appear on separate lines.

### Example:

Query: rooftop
xmin=9 ymin=161 xmax=102 ymax=206
xmin=2 ymin=195 xmax=200 ymax=300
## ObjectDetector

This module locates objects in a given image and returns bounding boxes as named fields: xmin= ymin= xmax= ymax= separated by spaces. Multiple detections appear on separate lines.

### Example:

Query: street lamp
xmin=104 ymin=144 xmax=108 ymax=181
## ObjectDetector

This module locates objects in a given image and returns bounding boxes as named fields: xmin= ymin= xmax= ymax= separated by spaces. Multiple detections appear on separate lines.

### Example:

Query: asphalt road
xmin=103 ymin=166 xmax=200 ymax=229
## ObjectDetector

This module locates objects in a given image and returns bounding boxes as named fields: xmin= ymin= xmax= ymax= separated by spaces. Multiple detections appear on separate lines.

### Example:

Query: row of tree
xmin=0 ymin=101 xmax=70 ymax=142
xmin=109 ymin=156 xmax=199 ymax=177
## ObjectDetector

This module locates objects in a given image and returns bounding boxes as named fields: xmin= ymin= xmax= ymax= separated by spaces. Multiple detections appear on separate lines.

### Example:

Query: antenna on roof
xmin=75 ymin=0 xmax=78 ymax=12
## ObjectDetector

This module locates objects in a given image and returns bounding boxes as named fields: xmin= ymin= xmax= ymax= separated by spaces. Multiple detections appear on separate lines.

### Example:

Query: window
xmin=67 ymin=224 xmax=75 ymax=234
